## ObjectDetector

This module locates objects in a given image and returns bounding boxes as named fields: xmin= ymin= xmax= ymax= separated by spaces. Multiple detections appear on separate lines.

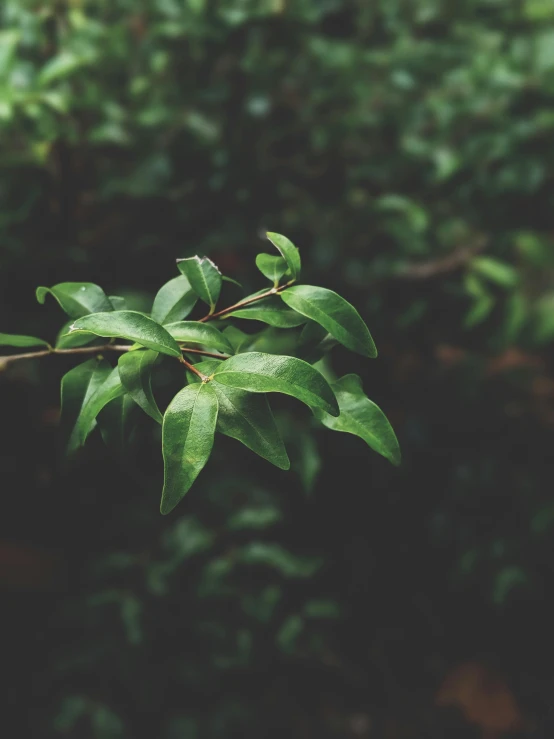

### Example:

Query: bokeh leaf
xmin=470 ymin=257 xmax=518 ymax=289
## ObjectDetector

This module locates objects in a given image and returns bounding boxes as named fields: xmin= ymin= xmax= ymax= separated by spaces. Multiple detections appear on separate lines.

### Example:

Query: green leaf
xmin=36 ymin=282 xmax=113 ymax=318
xmin=243 ymin=326 xmax=298 ymax=356
xmin=70 ymin=367 xmax=126 ymax=452
xmin=503 ymin=293 xmax=526 ymax=344
xmin=38 ymin=51 xmax=85 ymax=86
xmin=56 ymin=320 xmax=100 ymax=349
xmin=256 ymin=254 xmax=288 ymax=285
xmin=281 ymin=285 xmax=377 ymax=358
xmin=464 ymin=293 xmax=494 ymax=328
xmin=187 ymin=360 xmax=289 ymax=470
xmin=176 ymin=256 xmax=222 ymax=312
xmin=160 ymin=382 xmax=218 ymax=514
xmin=61 ymin=359 xmax=111 ymax=454
xmin=463 ymin=274 xmax=494 ymax=328
xmin=0 ymin=332 xmax=49 ymax=348
xmin=109 ymin=296 xmax=127 ymax=311
xmin=222 ymin=275 xmax=243 ymax=288
xmin=213 ymin=352 xmax=339 ymax=416
xmin=68 ymin=311 xmax=181 ymax=357
xmin=295 ymin=430 xmax=321 ymax=493
xmin=313 ymin=374 xmax=400 ymax=466
xmin=470 ymin=256 xmax=518 ymax=289
xmin=164 ymin=321 xmax=233 ymax=354
xmin=151 ymin=275 xmax=197 ymax=325
xmin=97 ymin=394 xmax=137 ymax=456
xmin=238 ymin=542 xmax=322 ymax=577
xmin=224 ymin=297 xmax=307 ymax=328
xmin=266 ymin=232 xmax=301 ymax=280
xmin=296 ymin=320 xmax=338 ymax=364
xmin=118 ymin=350 xmax=163 ymax=423
xmin=222 ymin=325 xmax=250 ymax=353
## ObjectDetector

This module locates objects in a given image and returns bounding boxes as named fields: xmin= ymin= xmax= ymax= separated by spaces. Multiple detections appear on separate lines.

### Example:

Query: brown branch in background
xmin=396 ymin=237 xmax=487 ymax=280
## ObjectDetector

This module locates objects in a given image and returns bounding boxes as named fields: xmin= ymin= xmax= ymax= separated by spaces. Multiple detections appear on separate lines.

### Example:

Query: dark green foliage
xmin=2 ymin=1 xmax=554 ymax=736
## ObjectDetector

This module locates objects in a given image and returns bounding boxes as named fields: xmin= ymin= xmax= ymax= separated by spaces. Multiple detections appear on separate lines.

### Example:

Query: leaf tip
xmin=159 ymin=495 xmax=174 ymax=515
xmin=327 ymin=400 xmax=340 ymax=417
xmin=36 ymin=286 xmax=47 ymax=304
xmin=389 ymin=444 xmax=401 ymax=467
xmin=206 ymin=257 xmax=222 ymax=275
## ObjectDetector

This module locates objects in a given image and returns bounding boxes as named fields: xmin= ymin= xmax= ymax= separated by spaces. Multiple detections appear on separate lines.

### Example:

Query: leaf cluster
xmin=2 ymin=233 xmax=399 ymax=513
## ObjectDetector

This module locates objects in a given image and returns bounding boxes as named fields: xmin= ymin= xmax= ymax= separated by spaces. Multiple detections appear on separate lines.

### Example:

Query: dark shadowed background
xmin=2 ymin=1 xmax=554 ymax=737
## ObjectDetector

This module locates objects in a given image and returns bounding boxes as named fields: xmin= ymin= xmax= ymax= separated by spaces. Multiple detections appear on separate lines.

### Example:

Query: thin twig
xmin=199 ymin=287 xmax=277 ymax=322
xmin=179 ymin=355 xmax=209 ymax=381
xmin=0 ymin=343 xmax=131 ymax=366
xmin=395 ymin=237 xmax=487 ymax=280
xmin=0 ymin=281 xmax=294 ymax=367
xmin=181 ymin=347 xmax=230 ymax=360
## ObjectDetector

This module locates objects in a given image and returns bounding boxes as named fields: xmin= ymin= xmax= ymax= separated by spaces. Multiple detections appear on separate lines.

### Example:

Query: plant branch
xmin=179 ymin=355 xmax=209 ymax=381
xmin=181 ymin=347 xmax=230 ymax=360
xmin=395 ymin=237 xmax=487 ymax=280
xmin=0 ymin=281 xmax=293 ymax=368
xmin=199 ymin=287 xmax=277 ymax=322
xmin=200 ymin=281 xmax=293 ymax=322
xmin=0 ymin=343 xmax=131 ymax=367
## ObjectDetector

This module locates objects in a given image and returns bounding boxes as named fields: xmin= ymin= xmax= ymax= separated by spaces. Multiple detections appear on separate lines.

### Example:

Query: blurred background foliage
xmin=2 ymin=0 xmax=554 ymax=737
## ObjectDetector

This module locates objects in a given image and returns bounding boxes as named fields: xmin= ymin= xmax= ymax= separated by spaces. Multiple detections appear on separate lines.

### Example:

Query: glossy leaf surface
xmin=118 ymin=349 xmax=162 ymax=423
xmin=256 ymin=254 xmax=288 ymax=285
xmin=224 ymin=297 xmax=306 ymax=328
xmin=213 ymin=352 xmax=339 ymax=416
xmin=161 ymin=382 xmax=218 ymax=514
xmin=68 ymin=311 xmax=181 ymax=357
xmin=266 ymin=232 xmax=301 ymax=280
xmin=60 ymin=359 xmax=111 ymax=453
xmin=151 ymin=275 xmax=197 ymax=325
xmin=176 ymin=256 xmax=222 ymax=311
xmin=313 ymin=374 xmax=400 ymax=465
xmin=189 ymin=360 xmax=290 ymax=470
xmin=281 ymin=285 xmax=377 ymax=358
xmin=36 ymin=282 xmax=113 ymax=318
xmin=164 ymin=321 xmax=233 ymax=354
